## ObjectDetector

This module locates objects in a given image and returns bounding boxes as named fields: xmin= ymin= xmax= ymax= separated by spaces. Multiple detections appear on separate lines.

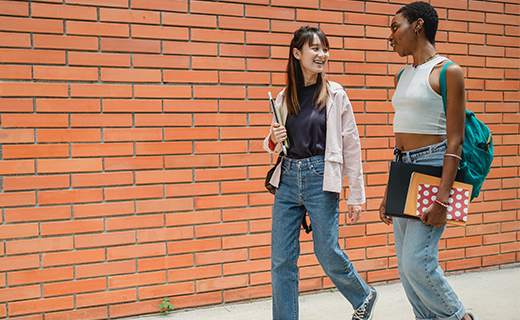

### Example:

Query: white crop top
xmin=392 ymin=56 xmax=448 ymax=135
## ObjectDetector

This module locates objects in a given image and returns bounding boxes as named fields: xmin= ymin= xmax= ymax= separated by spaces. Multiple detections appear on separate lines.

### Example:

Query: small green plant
xmin=159 ymin=297 xmax=174 ymax=315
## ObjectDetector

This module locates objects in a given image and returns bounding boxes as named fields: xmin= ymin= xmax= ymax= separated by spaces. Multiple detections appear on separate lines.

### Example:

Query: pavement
xmin=132 ymin=267 xmax=520 ymax=320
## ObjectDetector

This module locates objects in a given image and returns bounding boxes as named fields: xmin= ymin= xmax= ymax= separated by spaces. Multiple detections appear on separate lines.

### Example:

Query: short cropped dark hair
xmin=397 ymin=1 xmax=438 ymax=45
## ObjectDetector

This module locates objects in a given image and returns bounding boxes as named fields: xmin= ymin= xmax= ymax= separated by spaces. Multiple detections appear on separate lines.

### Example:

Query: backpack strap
xmin=439 ymin=61 xmax=454 ymax=114
xmin=397 ymin=68 xmax=405 ymax=82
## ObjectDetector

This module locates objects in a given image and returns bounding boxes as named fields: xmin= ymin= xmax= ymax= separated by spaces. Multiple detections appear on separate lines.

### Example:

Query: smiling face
xmin=389 ymin=13 xmax=416 ymax=57
xmin=293 ymin=34 xmax=329 ymax=86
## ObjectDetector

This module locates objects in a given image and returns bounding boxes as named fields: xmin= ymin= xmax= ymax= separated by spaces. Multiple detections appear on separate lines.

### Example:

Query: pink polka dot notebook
xmin=404 ymin=172 xmax=473 ymax=227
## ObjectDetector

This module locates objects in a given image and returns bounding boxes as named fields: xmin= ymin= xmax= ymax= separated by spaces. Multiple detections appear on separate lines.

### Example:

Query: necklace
xmin=412 ymin=52 xmax=438 ymax=68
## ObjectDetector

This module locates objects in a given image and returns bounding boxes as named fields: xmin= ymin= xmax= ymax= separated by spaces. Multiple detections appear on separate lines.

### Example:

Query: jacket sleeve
xmin=339 ymin=91 xmax=366 ymax=205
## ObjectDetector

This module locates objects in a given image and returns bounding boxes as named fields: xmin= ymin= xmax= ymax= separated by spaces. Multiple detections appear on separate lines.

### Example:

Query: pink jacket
xmin=263 ymin=81 xmax=366 ymax=205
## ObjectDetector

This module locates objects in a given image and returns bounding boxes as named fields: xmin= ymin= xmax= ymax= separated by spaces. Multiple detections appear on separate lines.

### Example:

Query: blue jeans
xmin=271 ymin=155 xmax=370 ymax=320
xmin=393 ymin=141 xmax=466 ymax=320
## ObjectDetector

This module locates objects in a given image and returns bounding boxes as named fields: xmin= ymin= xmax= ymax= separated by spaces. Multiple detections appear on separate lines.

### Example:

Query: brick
xmin=5 ymin=206 xmax=71 ymax=223
xmin=101 ymin=38 xmax=161 ymax=53
xmin=104 ymin=156 xmax=163 ymax=171
xmin=136 ymin=198 xmax=193 ymax=213
xmin=7 ymin=237 xmax=73 ymax=255
xmin=195 ymin=141 xmax=247 ymax=154
xmin=67 ymin=21 xmax=129 ymax=37
xmin=0 ymin=98 xmax=33 ymax=113
xmin=0 ymin=82 xmax=68 ymax=97
xmin=9 ymin=296 xmax=73 ymax=316
xmin=196 ymin=222 xmax=248 ymax=238
xmin=3 ymin=144 xmax=70 ymax=160
xmin=101 ymin=68 xmax=161 ymax=82
xmin=137 ymin=254 xmax=193 ymax=272
xmin=74 ymin=202 xmax=135 ymax=218
xmin=137 ymin=227 xmax=193 ymax=243
xmin=105 ymin=214 xmax=164 ymax=231
xmin=36 ymin=99 xmax=100 ymax=113
xmin=72 ymin=143 xmax=133 ymax=157
xmin=134 ymin=85 xmax=191 ymax=98
xmin=0 ymin=48 xmax=64 ymax=64
xmin=41 ymin=219 xmax=104 ymax=236
xmin=103 ymin=129 xmax=162 ymax=142
xmin=163 ymin=13 xmax=215 ymax=29
xmin=42 ymin=249 xmax=105 ymax=267
xmin=0 ymin=254 xmax=39 ymax=272
xmin=165 ymin=210 xmax=220 ymax=227
xmin=0 ymin=285 xmax=40 ymax=303
xmin=163 ymin=41 xmax=218 ymax=56
xmin=100 ymin=8 xmax=160 ymax=24
xmin=224 ymin=285 xmax=272 ymax=303
xmin=0 ymin=32 xmax=30 ymax=48
xmin=136 ymin=142 xmax=192 ymax=156
xmin=37 ymin=158 xmax=102 ymax=174
xmin=131 ymin=0 xmax=188 ymax=12
xmin=168 ymin=238 xmax=221 ymax=255
xmin=0 ymin=192 xmax=36 ymax=208
xmin=32 ymin=3 xmax=97 ymax=20
xmin=75 ymin=231 xmax=135 ymax=249
xmin=76 ymin=289 xmax=137 ymax=308
xmin=163 ymin=70 xmax=218 ymax=83
xmin=195 ymin=249 xmax=248 ymax=266
xmin=45 ymin=306 xmax=108 ymax=320
xmin=71 ymin=84 xmax=133 ymax=97
xmin=8 ymin=267 xmax=74 ymax=286
xmin=191 ymin=29 xmax=244 ymax=43
xmin=131 ymin=25 xmax=188 ymax=41
xmin=72 ymin=172 xmax=134 ymax=188
xmin=108 ymin=271 xmax=166 ymax=289
xmin=47 ymin=186 xmax=108 ymax=210
xmin=33 ymin=34 xmax=98 ymax=51
xmin=1 ymin=114 xmax=68 ymax=128
xmin=76 ymin=261 xmax=135 ymax=279
xmin=68 ymin=52 xmax=131 ymax=67
xmin=0 ymin=16 xmax=62 ymax=33
xmin=44 ymin=278 xmax=106 ymax=297
xmin=197 ymin=275 xmax=248 ymax=293
xmin=0 ymin=65 xmax=31 ymax=79
xmin=70 ymin=114 xmax=132 ymax=127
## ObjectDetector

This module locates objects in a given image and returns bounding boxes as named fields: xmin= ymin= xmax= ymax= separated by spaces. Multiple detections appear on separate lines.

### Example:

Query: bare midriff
xmin=395 ymin=133 xmax=447 ymax=151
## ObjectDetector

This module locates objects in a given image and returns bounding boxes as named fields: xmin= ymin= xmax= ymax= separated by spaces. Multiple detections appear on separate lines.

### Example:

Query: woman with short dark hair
xmin=381 ymin=2 xmax=478 ymax=320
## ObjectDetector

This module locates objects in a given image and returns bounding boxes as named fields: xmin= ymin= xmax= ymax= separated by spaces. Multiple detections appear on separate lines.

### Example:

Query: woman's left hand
xmin=421 ymin=202 xmax=447 ymax=227
xmin=348 ymin=205 xmax=362 ymax=224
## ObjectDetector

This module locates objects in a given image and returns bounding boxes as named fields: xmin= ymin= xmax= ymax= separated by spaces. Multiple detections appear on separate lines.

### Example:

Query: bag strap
xmin=439 ymin=61 xmax=454 ymax=114
xmin=397 ymin=68 xmax=405 ymax=82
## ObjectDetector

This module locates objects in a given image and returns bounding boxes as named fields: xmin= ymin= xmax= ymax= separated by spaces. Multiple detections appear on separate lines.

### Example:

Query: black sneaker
xmin=351 ymin=286 xmax=378 ymax=320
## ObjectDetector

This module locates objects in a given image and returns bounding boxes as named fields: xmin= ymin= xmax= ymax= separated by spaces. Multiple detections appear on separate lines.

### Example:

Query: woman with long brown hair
xmin=264 ymin=26 xmax=377 ymax=320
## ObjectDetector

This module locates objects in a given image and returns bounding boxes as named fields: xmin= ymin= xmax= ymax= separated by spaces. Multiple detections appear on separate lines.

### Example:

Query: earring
xmin=414 ymin=29 xmax=419 ymax=37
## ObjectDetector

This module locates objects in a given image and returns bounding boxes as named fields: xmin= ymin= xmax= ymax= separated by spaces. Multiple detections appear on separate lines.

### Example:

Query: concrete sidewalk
xmin=135 ymin=267 xmax=520 ymax=320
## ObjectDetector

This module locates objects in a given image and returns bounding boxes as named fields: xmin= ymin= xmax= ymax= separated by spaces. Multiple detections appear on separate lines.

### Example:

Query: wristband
xmin=434 ymin=199 xmax=449 ymax=208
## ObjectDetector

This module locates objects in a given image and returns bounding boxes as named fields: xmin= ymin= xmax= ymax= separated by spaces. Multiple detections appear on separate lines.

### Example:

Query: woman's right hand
xmin=270 ymin=123 xmax=287 ymax=145
xmin=379 ymin=198 xmax=393 ymax=225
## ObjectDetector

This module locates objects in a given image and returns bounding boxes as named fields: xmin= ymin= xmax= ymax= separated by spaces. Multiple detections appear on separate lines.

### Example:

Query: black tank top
xmin=285 ymin=83 xmax=327 ymax=159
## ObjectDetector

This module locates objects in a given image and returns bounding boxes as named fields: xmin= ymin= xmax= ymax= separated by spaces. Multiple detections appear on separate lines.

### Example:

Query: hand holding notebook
xmin=404 ymin=172 xmax=473 ymax=226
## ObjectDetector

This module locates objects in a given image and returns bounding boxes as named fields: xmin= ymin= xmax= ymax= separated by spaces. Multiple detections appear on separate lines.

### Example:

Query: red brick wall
xmin=0 ymin=0 xmax=518 ymax=318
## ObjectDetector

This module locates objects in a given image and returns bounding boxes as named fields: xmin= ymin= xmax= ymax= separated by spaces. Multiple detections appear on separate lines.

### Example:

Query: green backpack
xmin=439 ymin=62 xmax=493 ymax=200
xmin=397 ymin=62 xmax=494 ymax=200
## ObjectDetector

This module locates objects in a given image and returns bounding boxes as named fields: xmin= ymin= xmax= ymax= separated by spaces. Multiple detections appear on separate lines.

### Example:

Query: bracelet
xmin=434 ymin=199 xmax=449 ymax=208
xmin=444 ymin=153 xmax=462 ymax=160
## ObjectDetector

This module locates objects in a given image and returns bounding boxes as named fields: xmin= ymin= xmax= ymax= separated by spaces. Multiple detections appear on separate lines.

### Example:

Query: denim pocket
xmin=310 ymin=161 xmax=325 ymax=177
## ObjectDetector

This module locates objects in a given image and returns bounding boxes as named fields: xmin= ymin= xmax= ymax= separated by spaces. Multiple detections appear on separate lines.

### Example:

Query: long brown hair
xmin=285 ymin=26 xmax=329 ymax=116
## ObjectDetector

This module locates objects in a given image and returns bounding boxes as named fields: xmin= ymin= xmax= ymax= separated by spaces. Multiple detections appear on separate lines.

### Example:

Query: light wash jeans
xmin=393 ymin=140 xmax=466 ymax=320
xmin=271 ymin=155 xmax=370 ymax=320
